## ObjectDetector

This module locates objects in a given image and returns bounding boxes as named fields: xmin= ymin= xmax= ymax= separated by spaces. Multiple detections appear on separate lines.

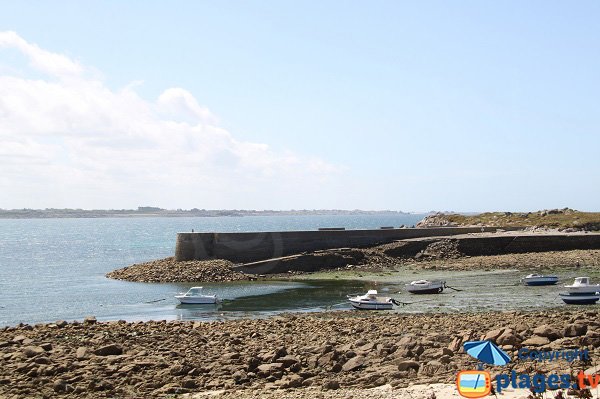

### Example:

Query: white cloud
xmin=0 ymin=32 xmax=342 ymax=209
xmin=0 ymin=31 xmax=83 ymax=77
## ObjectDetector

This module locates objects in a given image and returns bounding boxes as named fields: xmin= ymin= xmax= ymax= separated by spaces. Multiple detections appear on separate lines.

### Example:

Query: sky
xmin=0 ymin=1 xmax=599 ymax=212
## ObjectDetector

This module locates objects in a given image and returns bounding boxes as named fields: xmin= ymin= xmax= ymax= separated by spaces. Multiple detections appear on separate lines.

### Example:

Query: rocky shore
xmin=106 ymin=257 xmax=251 ymax=283
xmin=106 ymin=245 xmax=600 ymax=283
xmin=1 ymin=309 xmax=599 ymax=398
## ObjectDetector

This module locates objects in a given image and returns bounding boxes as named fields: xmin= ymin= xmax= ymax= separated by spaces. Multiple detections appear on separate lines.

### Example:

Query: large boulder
xmin=342 ymin=355 xmax=365 ymax=372
xmin=397 ymin=360 xmax=420 ymax=372
xmin=94 ymin=344 xmax=123 ymax=356
xmin=497 ymin=329 xmax=521 ymax=346
xmin=532 ymin=325 xmax=561 ymax=340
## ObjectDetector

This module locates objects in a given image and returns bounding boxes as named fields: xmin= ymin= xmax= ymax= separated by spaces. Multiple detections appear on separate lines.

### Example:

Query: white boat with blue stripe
xmin=521 ymin=274 xmax=559 ymax=286
xmin=348 ymin=290 xmax=396 ymax=310
xmin=560 ymin=277 xmax=600 ymax=305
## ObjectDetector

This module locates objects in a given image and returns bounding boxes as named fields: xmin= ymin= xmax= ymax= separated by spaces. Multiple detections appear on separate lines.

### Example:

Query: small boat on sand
xmin=521 ymin=274 xmax=559 ymax=286
xmin=559 ymin=277 xmax=600 ymax=305
xmin=348 ymin=290 xmax=396 ymax=310
xmin=175 ymin=287 xmax=218 ymax=304
xmin=564 ymin=277 xmax=600 ymax=294
xmin=559 ymin=293 xmax=600 ymax=305
xmin=405 ymin=280 xmax=445 ymax=294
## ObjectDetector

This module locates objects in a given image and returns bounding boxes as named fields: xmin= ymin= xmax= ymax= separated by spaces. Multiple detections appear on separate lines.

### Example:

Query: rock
xmin=533 ymin=324 xmax=561 ymax=340
xmin=413 ymin=345 xmax=424 ymax=356
xmin=40 ymin=342 xmax=52 ymax=351
xmin=278 ymin=355 xmax=300 ymax=368
xmin=55 ymin=320 xmax=68 ymax=328
xmin=256 ymin=362 xmax=284 ymax=376
xmin=441 ymin=347 xmax=454 ymax=357
xmin=317 ymin=351 xmax=336 ymax=367
xmin=84 ymin=316 xmax=97 ymax=325
xmin=484 ymin=328 xmax=505 ymax=342
xmin=76 ymin=347 xmax=89 ymax=360
xmin=33 ymin=356 xmax=51 ymax=364
xmin=439 ymin=355 xmax=452 ymax=364
xmin=448 ymin=337 xmax=462 ymax=352
xmin=169 ymin=364 xmax=191 ymax=376
xmin=497 ymin=330 xmax=521 ymax=346
xmin=322 ymin=380 xmax=340 ymax=390
xmin=182 ymin=379 xmax=197 ymax=389
xmin=94 ymin=344 xmax=123 ymax=356
xmin=396 ymin=336 xmax=417 ymax=349
xmin=564 ymin=323 xmax=587 ymax=337
xmin=279 ymin=374 xmax=304 ymax=388
xmin=12 ymin=334 xmax=27 ymax=343
xmin=522 ymin=336 xmax=550 ymax=346
xmin=23 ymin=346 xmax=45 ymax=358
xmin=53 ymin=379 xmax=67 ymax=392
xmin=397 ymin=360 xmax=420 ymax=372
xmin=232 ymin=370 xmax=248 ymax=384
xmin=342 ymin=355 xmax=365 ymax=372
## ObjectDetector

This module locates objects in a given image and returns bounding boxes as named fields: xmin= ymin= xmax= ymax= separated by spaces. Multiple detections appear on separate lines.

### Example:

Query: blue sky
xmin=0 ymin=1 xmax=599 ymax=211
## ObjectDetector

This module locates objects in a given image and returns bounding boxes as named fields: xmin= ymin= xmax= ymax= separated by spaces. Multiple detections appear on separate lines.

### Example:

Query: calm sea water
xmin=0 ymin=214 xmax=591 ymax=327
xmin=0 ymin=214 xmax=426 ymax=326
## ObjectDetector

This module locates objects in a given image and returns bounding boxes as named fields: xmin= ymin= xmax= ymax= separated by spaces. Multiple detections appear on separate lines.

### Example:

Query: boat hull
xmin=559 ymin=293 xmax=600 ymax=305
xmin=406 ymin=287 xmax=444 ymax=294
xmin=522 ymin=277 xmax=559 ymax=286
xmin=405 ymin=281 xmax=444 ymax=294
xmin=175 ymin=296 xmax=218 ymax=304
xmin=349 ymin=299 xmax=393 ymax=310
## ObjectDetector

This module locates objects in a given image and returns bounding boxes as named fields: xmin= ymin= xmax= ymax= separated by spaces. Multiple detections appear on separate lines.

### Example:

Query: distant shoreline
xmin=0 ymin=208 xmax=417 ymax=219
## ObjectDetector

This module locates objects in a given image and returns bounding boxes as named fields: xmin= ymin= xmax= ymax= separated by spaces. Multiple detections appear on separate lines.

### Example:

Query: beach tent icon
xmin=463 ymin=340 xmax=511 ymax=366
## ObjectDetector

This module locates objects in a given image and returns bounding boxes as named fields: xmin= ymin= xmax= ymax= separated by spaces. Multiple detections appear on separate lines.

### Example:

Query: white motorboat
xmin=348 ymin=290 xmax=396 ymax=310
xmin=175 ymin=287 xmax=218 ymax=304
xmin=559 ymin=277 xmax=600 ymax=305
xmin=564 ymin=277 xmax=600 ymax=295
xmin=521 ymin=274 xmax=559 ymax=286
xmin=405 ymin=280 xmax=445 ymax=294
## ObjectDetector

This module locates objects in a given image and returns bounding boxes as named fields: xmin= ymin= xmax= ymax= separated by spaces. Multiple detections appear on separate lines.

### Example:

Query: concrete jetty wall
xmin=384 ymin=233 xmax=600 ymax=258
xmin=174 ymin=227 xmax=504 ymax=262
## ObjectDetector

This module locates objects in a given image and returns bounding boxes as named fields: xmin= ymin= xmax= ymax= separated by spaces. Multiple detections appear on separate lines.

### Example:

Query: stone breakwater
xmin=1 ymin=310 xmax=599 ymax=398
xmin=106 ymin=257 xmax=250 ymax=283
xmin=107 ymin=247 xmax=600 ymax=283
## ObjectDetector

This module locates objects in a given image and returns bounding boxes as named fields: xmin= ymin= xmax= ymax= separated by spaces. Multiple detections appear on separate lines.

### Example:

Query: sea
xmin=0 ymin=214 xmax=584 ymax=327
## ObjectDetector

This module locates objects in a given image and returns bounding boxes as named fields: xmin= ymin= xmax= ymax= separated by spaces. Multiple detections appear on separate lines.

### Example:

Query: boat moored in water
xmin=521 ymin=274 xmax=559 ymax=286
xmin=348 ymin=290 xmax=396 ymax=310
xmin=405 ymin=280 xmax=445 ymax=294
xmin=175 ymin=287 xmax=219 ymax=304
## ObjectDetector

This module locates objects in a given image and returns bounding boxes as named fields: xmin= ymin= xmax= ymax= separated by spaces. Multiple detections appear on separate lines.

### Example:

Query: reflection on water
xmin=151 ymin=269 xmax=599 ymax=323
